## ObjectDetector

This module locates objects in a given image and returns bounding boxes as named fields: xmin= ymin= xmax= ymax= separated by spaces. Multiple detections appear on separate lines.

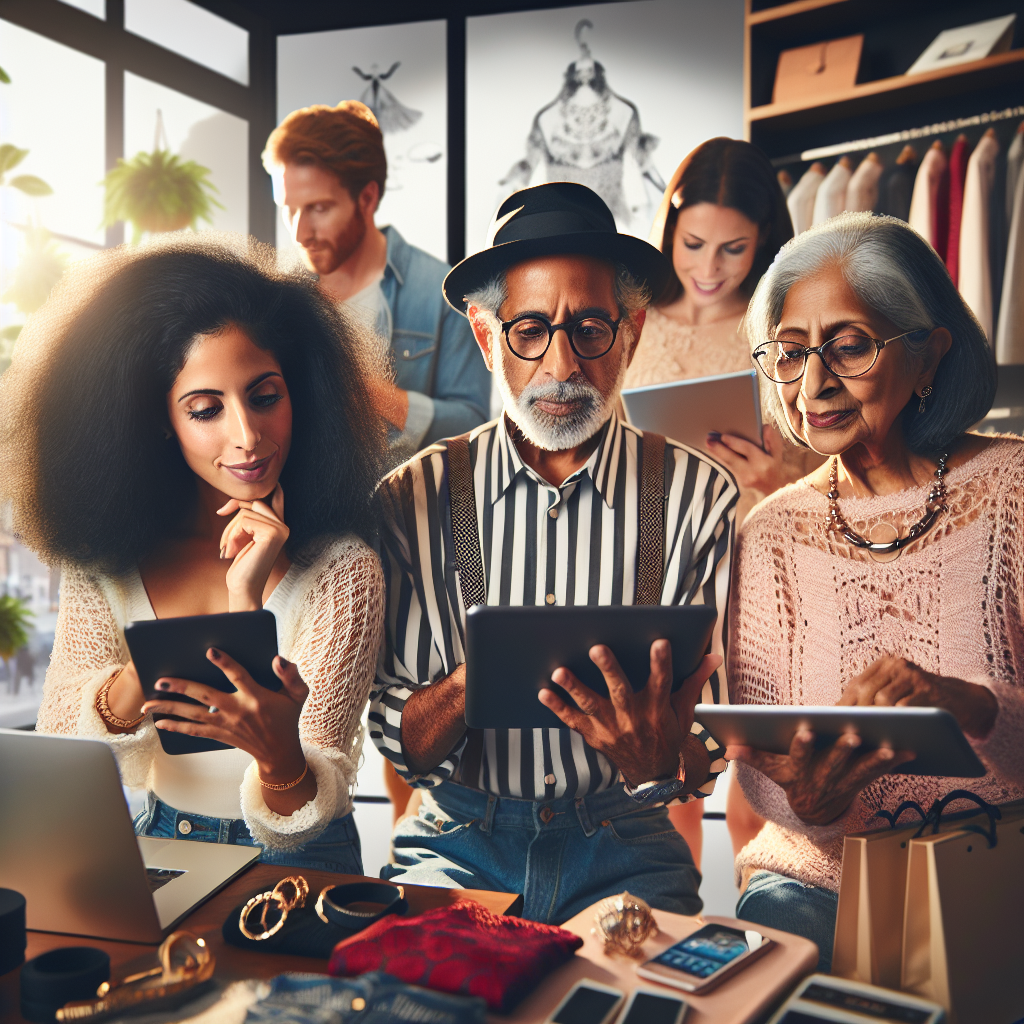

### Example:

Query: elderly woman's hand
xmin=727 ymin=728 xmax=915 ymax=826
xmin=839 ymin=656 xmax=998 ymax=739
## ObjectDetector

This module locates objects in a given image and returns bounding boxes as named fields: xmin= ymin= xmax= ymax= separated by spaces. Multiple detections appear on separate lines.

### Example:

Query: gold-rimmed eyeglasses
xmin=753 ymin=328 xmax=932 ymax=384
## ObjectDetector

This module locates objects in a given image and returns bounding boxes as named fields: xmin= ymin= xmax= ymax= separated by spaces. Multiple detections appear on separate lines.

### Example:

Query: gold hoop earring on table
xmin=918 ymin=385 xmax=933 ymax=414
xmin=238 ymin=875 xmax=309 ymax=941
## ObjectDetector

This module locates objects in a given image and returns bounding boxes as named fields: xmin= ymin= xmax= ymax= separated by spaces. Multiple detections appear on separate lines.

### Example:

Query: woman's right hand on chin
xmin=218 ymin=484 xmax=289 ymax=612
xmin=726 ymin=727 xmax=915 ymax=826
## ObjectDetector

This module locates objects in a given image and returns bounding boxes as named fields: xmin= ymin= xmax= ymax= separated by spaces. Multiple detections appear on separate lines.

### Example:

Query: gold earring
xmin=918 ymin=385 xmax=933 ymax=414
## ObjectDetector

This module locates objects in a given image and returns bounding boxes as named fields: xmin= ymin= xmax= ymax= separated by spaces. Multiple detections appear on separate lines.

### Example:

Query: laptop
xmin=621 ymin=369 xmax=763 ymax=455
xmin=0 ymin=729 xmax=259 ymax=943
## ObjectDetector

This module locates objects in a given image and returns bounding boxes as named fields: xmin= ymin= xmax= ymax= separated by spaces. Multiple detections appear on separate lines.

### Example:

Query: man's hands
xmin=839 ymin=656 xmax=998 ymax=739
xmin=727 ymin=728 xmax=915 ymax=826
xmin=538 ymin=641 xmax=722 ymax=789
xmin=218 ymin=485 xmax=289 ymax=612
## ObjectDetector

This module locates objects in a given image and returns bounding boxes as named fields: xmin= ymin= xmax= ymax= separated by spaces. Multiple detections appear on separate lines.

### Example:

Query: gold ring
xmin=239 ymin=875 xmax=309 ymax=941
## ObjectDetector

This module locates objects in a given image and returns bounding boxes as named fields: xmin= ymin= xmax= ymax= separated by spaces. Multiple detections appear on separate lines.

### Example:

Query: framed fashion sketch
xmin=277 ymin=20 xmax=447 ymax=262
xmin=465 ymin=0 xmax=743 ymax=255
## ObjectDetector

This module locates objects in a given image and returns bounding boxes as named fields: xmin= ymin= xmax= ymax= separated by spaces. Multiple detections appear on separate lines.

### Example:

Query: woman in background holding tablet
xmin=0 ymin=238 xmax=386 ymax=872
xmin=625 ymin=137 xmax=820 ymax=522
xmin=727 ymin=212 xmax=1024 ymax=969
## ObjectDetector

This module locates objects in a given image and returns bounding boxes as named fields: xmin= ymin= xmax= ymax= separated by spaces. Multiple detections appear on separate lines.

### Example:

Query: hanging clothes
xmin=786 ymin=162 xmax=826 ymax=235
xmin=958 ymin=129 xmax=999 ymax=341
xmin=996 ymin=157 xmax=1024 ymax=364
xmin=1006 ymin=123 xmax=1024 ymax=229
xmin=945 ymin=134 xmax=972 ymax=287
xmin=845 ymin=152 xmax=884 ymax=213
xmin=812 ymin=155 xmax=853 ymax=225
xmin=877 ymin=145 xmax=918 ymax=222
xmin=908 ymin=141 xmax=949 ymax=258
xmin=777 ymin=169 xmax=794 ymax=198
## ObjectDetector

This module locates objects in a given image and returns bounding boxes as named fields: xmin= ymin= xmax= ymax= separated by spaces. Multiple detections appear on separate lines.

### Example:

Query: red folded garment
xmin=327 ymin=900 xmax=583 ymax=1011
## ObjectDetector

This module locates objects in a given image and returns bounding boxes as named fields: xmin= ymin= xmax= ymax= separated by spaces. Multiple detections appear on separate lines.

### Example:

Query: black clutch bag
xmin=222 ymin=876 xmax=408 ymax=958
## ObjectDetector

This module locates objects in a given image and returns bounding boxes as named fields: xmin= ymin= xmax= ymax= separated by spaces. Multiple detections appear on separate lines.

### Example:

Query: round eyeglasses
xmin=500 ymin=312 xmax=622 ymax=361
xmin=752 ymin=329 xmax=932 ymax=384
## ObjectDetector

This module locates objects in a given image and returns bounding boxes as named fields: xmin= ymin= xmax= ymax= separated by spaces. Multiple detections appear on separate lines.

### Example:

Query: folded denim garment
xmin=328 ymin=900 xmax=583 ymax=1011
xmin=244 ymin=972 xmax=486 ymax=1024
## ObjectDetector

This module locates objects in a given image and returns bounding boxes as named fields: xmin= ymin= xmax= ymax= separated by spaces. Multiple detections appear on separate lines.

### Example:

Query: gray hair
xmin=465 ymin=261 xmax=652 ymax=322
xmin=746 ymin=211 xmax=995 ymax=455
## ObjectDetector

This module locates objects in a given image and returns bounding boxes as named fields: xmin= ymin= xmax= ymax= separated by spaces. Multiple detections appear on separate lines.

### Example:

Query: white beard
xmin=495 ymin=342 xmax=627 ymax=452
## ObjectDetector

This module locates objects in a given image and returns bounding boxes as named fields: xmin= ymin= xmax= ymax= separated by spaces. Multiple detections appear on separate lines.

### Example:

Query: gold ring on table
xmin=238 ymin=875 xmax=308 ymax=941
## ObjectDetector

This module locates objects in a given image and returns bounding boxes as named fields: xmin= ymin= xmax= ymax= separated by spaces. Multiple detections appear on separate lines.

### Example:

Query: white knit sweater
xmin=36 ymin=535 xmax=384 ymax=852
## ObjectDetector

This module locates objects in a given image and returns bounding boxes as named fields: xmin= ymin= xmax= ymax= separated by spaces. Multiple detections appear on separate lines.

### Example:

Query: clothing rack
xmin=770 ymin=105 xmax=1024 ymax=167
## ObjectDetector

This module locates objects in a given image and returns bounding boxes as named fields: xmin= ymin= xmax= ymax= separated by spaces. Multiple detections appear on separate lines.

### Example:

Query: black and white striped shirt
xmin=369 ymin=411 xmax=737 ymax=801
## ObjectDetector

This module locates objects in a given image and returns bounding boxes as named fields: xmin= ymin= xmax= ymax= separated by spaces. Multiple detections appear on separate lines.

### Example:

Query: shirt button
xmin=178 ymin=819 xmax=192 ymax=835
xmin=545 ymin=594 xmax=555 ymax=605
xmin=548 ymin=507 xmax=558 ymax=519
xmin=544 ymin=773 xmax=556 ymax=785
xmin=403 ymin=349 xmax=410 ymax=357
xmin=539 ymin=807 xmax=554 ymax=823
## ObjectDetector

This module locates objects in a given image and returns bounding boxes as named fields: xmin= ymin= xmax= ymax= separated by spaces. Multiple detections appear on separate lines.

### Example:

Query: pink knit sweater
xmin=728 ymin=436 xmax=1024 ymax=892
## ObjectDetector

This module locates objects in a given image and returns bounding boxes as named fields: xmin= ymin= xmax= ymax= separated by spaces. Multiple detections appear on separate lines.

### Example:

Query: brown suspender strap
xmin=636 ymin=431 xmax=668 ymax=605
xmin=446 ymin=434 xmax=486 ymax=788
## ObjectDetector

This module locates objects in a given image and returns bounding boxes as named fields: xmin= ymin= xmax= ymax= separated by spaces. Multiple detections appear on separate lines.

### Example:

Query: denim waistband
xmin=142 ymin=794 xmax=254 ymax=846
xmin=427 ymin=781 xmax=647 ymax=839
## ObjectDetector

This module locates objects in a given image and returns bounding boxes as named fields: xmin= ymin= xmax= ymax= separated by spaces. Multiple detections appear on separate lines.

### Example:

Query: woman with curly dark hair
xmin=0 ymin=236 xmax=388 ymax=872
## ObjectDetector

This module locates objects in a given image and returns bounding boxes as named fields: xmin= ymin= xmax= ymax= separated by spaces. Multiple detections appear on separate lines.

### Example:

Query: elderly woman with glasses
xmin=726 ymin=212 xmax=1024 ymax=971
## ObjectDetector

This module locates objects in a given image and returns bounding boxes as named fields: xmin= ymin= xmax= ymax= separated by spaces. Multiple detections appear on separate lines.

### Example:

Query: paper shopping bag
xmin=901 ymin=811 xmax=1024 ymax=1024
xmin=832 ymin=796 xmax=1013 ymax=989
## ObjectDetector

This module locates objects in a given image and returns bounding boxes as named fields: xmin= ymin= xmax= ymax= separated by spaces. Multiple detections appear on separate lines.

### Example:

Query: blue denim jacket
xmin=381 ymin=226 xmax=489 ymax=451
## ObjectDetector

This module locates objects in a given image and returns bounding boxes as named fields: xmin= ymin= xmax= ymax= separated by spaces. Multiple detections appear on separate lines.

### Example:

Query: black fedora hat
xmin=443 ymin=182 xmax=673 ymax=313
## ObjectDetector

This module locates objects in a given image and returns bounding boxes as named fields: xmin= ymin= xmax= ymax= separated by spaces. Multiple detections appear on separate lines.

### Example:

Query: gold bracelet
xmin=258 ymin=761 xmax=308 ymax=791
xmin=96 ymin=670 xmax=146 ymax=730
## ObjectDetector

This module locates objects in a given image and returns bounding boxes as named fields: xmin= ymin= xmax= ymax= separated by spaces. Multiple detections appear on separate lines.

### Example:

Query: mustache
xmin=521 ymin=374 xmax=601 ymax=407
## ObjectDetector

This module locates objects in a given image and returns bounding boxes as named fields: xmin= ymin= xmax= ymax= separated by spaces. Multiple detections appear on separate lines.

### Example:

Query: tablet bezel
xmin=125 ymin=610 xmax=280 ymax=755
xmin=694 ymin=704 xmax=985 ymax=777
xmin=464 ymin=605 xmax=718 ymax=731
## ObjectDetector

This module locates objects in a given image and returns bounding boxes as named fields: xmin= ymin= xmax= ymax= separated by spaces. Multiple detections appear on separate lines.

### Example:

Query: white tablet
xmin=621 ymin=369 xmax=763 ymax=454
xmin=694 ymin=705 xmax=985 ymax=778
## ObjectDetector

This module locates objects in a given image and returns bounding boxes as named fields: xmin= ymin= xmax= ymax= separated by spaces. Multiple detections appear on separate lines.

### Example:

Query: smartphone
xmin=636 ymin=923 xmax=773 ymax=993
xmin=620 ymin=987 xmax=689 ymax=1024
xmin=546 ymin=980 xmax=624 ymax=1024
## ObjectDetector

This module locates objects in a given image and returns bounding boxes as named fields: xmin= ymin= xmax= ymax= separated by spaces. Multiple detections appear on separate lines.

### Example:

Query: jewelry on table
xmin=591 ymin=892 xmax=656 ymax=959
xmin=825 ymin=452 xmax=949 ymax=562
xmin=238 ymin=875 xmax=309 ymax=941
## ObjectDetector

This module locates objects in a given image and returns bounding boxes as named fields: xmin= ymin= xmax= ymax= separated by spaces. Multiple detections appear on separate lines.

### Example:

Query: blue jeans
xmin=382 ymin=781 xmax=701 ymax=925
xmin=736 ymin=870 xmax=839 ymax=973
xmin=133 ymin=794 xmax=363 ymax=874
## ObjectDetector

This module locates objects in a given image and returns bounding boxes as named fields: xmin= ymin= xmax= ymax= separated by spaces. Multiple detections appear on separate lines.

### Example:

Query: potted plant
xmin=102 ymin=111 xmax=221 ymax=243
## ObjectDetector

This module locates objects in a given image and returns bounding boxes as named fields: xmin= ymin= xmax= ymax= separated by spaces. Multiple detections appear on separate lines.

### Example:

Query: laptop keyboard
xmin=145 ymin=867 xmax=186 ymax=892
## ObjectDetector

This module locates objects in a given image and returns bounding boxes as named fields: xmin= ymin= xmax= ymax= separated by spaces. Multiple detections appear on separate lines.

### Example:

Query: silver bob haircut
xmin=747 ymin=211 xmax=995 ymax=455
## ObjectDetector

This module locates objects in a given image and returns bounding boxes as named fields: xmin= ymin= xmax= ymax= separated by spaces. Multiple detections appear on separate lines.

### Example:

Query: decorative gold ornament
xmin=591 ymin=892 xmax=656 ymax=959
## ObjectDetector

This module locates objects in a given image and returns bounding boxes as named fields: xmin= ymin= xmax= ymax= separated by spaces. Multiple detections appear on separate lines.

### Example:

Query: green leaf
xmin=9 ymin=174 xmax=53 ymax=196
xmin=0 ymin=143 xmax=29 ymax=174
xmin=0 ymin=65 xmax=10 ymax=84
xmin=0 ymin=595 xmax=32 ymax=661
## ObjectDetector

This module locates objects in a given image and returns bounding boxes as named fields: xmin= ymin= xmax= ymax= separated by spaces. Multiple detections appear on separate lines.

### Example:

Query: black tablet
xmin=124 ymin=610 xmax=280 ymax=755
xmin=464 ymin=605 xmax=718 ymax=730
xmin=694 ymin=705 xmax=986 ymax=778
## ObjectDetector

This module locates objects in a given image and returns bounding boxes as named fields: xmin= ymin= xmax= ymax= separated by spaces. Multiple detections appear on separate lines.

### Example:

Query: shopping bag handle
xmin=872 ymin=790 xmax=1001 ymax=847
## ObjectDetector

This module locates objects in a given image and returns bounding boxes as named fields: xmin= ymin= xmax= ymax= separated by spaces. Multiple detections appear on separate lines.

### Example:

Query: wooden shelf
xmin=747 ymin=49 xmax=1024 ymax=130
xmin=749 ymin=0 xmax=850 ymax=27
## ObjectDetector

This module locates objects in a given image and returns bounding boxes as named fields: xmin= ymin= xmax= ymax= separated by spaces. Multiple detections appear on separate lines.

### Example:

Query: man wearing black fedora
xmin=369 ymin=182 xmax=738 ymax=923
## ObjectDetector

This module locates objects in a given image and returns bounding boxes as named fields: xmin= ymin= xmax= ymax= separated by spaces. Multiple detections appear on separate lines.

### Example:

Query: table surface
xmin=1 ymin=868 xmax=817 ymax=1024
xmin=0 ymin=864 xmax=521 ymax=1023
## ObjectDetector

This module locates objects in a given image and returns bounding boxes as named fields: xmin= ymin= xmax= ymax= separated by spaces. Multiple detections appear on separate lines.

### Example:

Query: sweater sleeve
xmin=35 ymin=566 xmax=159 ymax=789
xmin=239 ymin=540 xmax=385 ymax=851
